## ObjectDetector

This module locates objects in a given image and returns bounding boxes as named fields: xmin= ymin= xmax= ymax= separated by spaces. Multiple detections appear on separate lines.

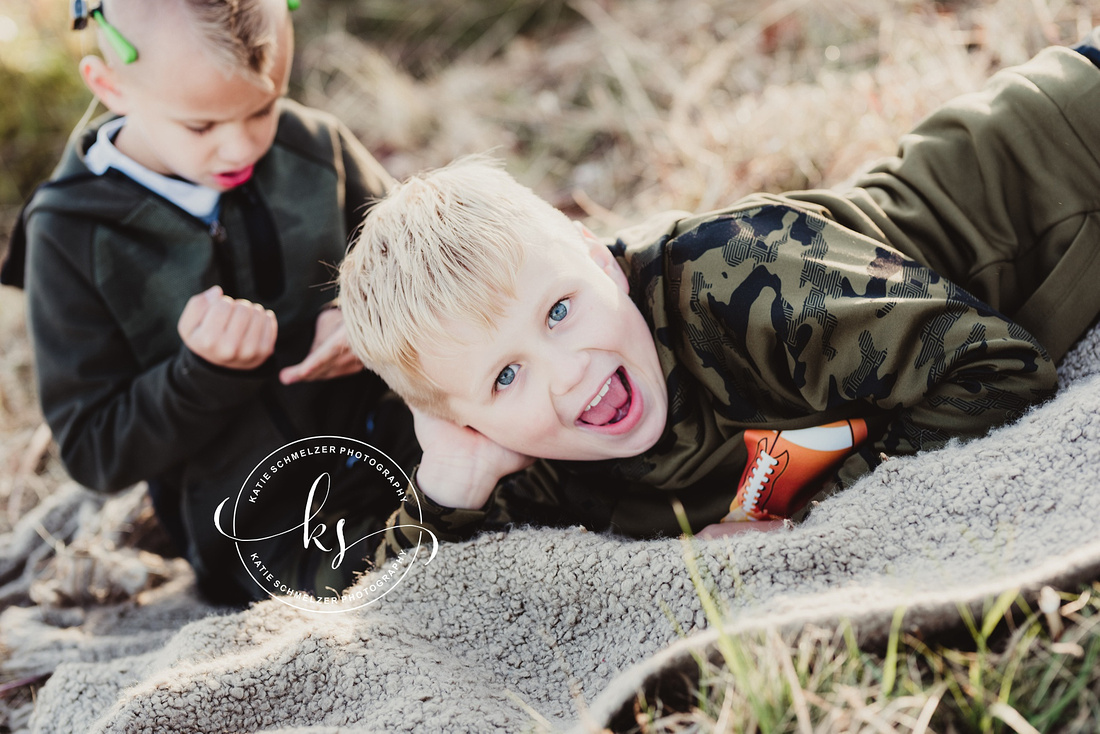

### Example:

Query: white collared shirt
xmin=85 ymin=117 xmax=222 ymax=224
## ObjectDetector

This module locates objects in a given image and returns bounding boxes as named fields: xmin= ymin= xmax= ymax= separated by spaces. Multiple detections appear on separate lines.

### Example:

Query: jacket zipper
xmin=208 ymin=219 xmax=238 ymax=295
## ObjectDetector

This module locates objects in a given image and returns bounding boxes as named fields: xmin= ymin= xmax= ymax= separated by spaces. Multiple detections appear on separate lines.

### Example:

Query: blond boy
xmin=1 ymin=0 xmax=413 ymax=602
xmin=341 ymin=39 xmax=1100 ymax=555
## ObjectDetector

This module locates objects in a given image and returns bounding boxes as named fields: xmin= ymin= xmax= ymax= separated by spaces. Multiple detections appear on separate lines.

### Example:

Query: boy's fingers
xmin=252 ymin=308 xmax=278 ymax=366
xmin=280 ymin=338 xmax=362 ymax=384
xmin=261 ymin=308 xmax=278 ymax=352
xmin=176 ymin=300 xmax=207 ymax=339
xmin=235 ymin=303 xmax=278 ymax=368
xmin=221 ymin=299 xmax=256 ymax=339
xmin=280 ymin=329 xmax=334 ymax=383
xmin=176 ymin=285 xmax=221 ymax=337
xmin=195 ymin=293 xmax=234 ymax=344
xmin=237 ymin=303 xmax=276 ymax=365
xmin=195 ymin=298 xmax=248 ymax=362
xmin=279 ymin=348 xmax=320 ymax=384
xmin=178 ymin=289 xmax=276 ymax=369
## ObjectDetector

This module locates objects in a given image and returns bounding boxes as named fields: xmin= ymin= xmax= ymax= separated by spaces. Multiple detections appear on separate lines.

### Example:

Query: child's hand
xmin=177 ymin=285 xmax=277 ymax=370
xmin=412 ymin=408 xmax=536 ymax=510
xmin=279 ymin=308 xmax=364 ymax=384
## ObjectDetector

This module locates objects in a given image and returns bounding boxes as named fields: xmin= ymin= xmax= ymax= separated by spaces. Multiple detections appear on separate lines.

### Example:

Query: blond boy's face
xmin=88 ymin=4 xmax=292 ymax=191
xmin=419 ymin=229 xmax=669 ymax=462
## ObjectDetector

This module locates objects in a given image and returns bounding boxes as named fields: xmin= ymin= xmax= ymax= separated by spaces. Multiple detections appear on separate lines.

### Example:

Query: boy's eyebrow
xmin=175 ymin=96 xmax=280 ymax=126
xmin=251 ymin=99 xmax=278 ymax=117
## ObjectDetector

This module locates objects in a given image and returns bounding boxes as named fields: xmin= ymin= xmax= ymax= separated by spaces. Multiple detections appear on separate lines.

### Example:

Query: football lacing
xmin=742 ymin=450 xmax=779 ymax=512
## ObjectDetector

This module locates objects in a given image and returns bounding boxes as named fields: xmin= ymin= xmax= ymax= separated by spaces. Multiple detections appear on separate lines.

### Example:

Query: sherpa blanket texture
xmin=3 ymin=325 xmax=1100 ymax=733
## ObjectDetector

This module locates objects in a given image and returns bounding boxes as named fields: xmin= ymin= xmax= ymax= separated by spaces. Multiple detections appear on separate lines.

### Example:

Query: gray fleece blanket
xmin=3 ymin=325 xmax=1100 ymax=733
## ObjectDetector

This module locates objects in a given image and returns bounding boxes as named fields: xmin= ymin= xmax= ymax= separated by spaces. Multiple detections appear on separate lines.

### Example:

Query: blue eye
xmin=495 ymin=364 xmax=518 ymax=391
xmin=548 ymin=299 xmax=570 ymax=328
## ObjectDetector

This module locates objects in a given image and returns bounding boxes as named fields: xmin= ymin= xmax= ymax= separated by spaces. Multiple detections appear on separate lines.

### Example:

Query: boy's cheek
xmin=442 ymin=403 xmax=482 ymax=436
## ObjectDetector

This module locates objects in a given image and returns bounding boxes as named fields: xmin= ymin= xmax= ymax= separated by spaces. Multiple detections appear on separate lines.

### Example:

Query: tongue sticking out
xmin=580 ymin=370 xmax=631 ymax=426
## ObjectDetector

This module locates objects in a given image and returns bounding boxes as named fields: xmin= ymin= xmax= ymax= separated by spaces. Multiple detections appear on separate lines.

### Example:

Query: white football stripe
xmin=780 ymin=423 xmax=854 ymax=451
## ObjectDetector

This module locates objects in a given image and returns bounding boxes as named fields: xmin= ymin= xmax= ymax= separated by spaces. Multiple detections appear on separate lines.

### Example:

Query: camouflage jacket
xmin=3 ymin=101 xmax=401 ymax=600
xmin=381 ymin=194 xmax=1057 ymax=558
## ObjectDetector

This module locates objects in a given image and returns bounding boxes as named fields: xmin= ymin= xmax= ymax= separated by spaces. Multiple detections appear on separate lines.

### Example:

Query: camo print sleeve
xmin=377 ymin=461 xmax=583 ymax=561
xmin=376 ymin=458 xmax=625 ymax=561
xmin=662 ymin=198 xmax=1058 ymax=479
xmin=377 ymin=467 xmax=491 ymax=560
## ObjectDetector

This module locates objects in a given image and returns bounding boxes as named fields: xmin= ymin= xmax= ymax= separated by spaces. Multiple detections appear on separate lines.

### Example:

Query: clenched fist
xmin=177 ymin=285 xmax=278 ymax=370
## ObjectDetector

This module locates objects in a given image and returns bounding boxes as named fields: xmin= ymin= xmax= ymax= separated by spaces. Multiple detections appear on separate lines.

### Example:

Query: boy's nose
xmin=548 ymin=348 xmax=589 ymax=398
xmin=218 ymin=125 xmax=263 ymax=167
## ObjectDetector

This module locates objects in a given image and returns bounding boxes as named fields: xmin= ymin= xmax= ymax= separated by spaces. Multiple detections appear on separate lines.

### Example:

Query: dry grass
xmin=0 ymin=287 xmax=66 ymax=539
xmin=629 ymin=580 xmax=1100 ymax=734
xmin=297 ymin=0 xmax=1095 ymax=224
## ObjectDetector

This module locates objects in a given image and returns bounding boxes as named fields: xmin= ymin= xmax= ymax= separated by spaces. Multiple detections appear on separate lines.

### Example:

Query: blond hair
xmin=339 ymin=157 xmax=575 ymax=415
xmin=186 ymin=0 xmax=280 ymax=86
xmin=105 ymin=0 xmax=280 ymax=87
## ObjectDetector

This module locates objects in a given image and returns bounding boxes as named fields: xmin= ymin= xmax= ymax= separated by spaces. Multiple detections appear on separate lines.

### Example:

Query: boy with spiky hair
xmin=1 ymin=0 xmax=414 ymax=602
xmin=341 ymin=37 xmax=1100 ymax=555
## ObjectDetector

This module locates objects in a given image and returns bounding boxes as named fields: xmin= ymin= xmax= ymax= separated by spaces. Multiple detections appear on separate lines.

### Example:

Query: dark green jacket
xmin=381 ymin=199 xmax=1056 ymax=556
xmin=4 ymin=100 xmax=399 ymax=600
xmin=381 ymin=46 xmax=1100 ymax=556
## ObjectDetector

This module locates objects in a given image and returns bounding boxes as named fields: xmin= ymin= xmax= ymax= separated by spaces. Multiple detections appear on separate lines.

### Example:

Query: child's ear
xmin=79 ymin=56 xmax=130 ymax=115
xmin=576 ymin=222 xmax=630 ymax=294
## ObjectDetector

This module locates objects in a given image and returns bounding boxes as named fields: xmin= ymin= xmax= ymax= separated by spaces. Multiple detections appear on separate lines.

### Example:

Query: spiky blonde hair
xmin=339 ymin=156 xmax=576 ymax=416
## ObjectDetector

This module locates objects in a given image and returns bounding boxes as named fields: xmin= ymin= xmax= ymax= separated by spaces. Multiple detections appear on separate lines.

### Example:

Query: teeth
xmin=584 ymin=376 xmax=614 ymax=412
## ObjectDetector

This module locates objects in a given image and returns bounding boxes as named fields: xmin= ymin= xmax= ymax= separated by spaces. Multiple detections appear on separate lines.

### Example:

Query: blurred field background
xmin=1 ymin=0 xmax=1099 ymax=730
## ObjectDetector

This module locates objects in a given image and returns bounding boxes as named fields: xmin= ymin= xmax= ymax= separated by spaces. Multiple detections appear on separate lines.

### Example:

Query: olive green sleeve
xmin=375 ymin=460 xmax=611 ymax=562
xmin=665 ymin=202 xmax=1057 ymax=476
xmin=376 ymin=466 xmax=493 ymax=563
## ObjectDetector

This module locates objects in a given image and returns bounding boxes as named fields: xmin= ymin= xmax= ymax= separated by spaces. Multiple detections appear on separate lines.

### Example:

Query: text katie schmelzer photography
xmin=213 ymin=436 xmax=436 ymax=612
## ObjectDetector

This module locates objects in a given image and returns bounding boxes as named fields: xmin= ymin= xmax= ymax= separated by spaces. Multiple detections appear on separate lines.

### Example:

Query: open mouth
xmin=579 ymin=368 xmax=633 ymax=427
xmin=213 ymin=164 xmax=255 ymax=188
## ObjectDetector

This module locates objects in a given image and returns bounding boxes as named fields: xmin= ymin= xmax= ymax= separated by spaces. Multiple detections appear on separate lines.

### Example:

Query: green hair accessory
xmin=72 ymin=0 xmax=300 ymax=66
xmin=90 ymin=7 xmax=138 ymax=64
